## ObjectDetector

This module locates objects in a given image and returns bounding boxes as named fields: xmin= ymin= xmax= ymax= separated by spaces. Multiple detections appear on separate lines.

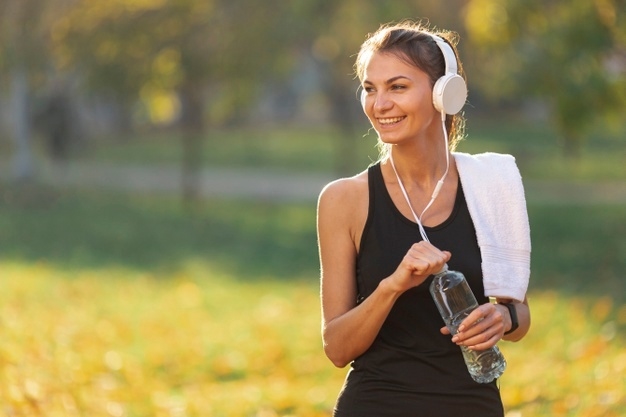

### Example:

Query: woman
xmin=317 ymin=21 xmax=531 ymax=416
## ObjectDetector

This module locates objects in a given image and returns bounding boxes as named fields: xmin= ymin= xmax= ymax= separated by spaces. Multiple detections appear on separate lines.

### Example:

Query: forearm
xmin=323 ymin=278 xmax=401 ymax=368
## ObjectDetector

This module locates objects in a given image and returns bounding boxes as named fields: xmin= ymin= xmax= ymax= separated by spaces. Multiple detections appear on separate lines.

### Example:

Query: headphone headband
xmin=429 ymin=35 xmax=459 ymax=76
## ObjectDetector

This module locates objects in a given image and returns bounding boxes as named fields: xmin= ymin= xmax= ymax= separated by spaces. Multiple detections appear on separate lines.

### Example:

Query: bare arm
xmin=318 ymin=178 xmax=450 ymax=367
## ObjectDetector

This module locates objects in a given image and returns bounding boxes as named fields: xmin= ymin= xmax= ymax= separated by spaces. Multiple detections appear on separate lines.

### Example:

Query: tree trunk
xmin=326 ymin=73 xmax=361 ymax=176
xmin=10 ymin=68 xmax=35 ymax=181
xmin=178 ymin=82 xmax=205 ymax=209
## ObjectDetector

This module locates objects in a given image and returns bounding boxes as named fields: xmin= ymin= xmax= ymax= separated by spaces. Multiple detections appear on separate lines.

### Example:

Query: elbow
xmin=324 ymin=347 xmax=351 ymax=368
xmin=323 ymin=339 xmax=352 ymax=368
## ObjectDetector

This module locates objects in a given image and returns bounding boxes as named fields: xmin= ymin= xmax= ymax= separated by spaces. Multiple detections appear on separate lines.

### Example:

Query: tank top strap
xmin=367 ymin=162 xmax=386 ymax=213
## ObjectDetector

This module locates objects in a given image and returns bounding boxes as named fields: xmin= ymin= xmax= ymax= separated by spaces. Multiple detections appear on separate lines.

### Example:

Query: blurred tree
xmin=463 ymin=0 xmax=626 ymax=157
xmin=55 ymin=0 xmax=292 ymax=206
xmin=36 ymin=0 xmax=473 ymax=185
xmin=0 ymin=0 xmax=59 ymax=180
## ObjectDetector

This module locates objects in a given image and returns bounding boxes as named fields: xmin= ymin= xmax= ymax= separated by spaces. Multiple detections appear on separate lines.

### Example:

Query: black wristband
xmin=501 ymin=302 xmax=519 ymax=335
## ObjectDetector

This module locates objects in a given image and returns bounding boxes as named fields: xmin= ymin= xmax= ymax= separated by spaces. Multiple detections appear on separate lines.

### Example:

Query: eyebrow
xmin=363 ymin=75 xmax=412 ymax=85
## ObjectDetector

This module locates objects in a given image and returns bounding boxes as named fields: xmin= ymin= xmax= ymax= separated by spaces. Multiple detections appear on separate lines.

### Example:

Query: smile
xmin=378 ymin=116 xmax=406 ymax=125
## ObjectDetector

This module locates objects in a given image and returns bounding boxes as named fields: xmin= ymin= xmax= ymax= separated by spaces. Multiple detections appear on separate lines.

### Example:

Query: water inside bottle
xmin=461 ymin=345 xmax=507 ymax=383
xmin=431 ymin=270 xmax=507 ymax=383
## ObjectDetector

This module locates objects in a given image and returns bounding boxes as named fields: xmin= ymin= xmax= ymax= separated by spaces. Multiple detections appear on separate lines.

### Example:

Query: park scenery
xmin=1 ymin=1 xmax=625 ymax=416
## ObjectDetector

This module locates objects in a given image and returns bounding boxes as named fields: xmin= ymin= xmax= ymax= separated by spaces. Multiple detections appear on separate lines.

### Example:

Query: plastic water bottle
xmin=429 ymin=265 xmax=507 ymax=383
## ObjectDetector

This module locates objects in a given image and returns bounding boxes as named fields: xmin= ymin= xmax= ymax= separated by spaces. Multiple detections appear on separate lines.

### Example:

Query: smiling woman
xmin=317 ymin=20 xmax=532 ymax=417
xmin=355 ymin=23 xmax=468 ymax=158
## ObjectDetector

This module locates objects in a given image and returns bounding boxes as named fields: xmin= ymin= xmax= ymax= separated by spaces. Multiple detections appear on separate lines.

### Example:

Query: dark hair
xmin=355 ymin=21 xmax=467 ymax=156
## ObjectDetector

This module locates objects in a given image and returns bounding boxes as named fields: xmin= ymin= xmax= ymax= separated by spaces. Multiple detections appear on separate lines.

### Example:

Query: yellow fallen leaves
xmin=499 ymin=291 xmax=625 ymax=417
xmin=0 ymin=262 xmax=623 ymax=416
xmin=0 ymin=261 xmax=338 ymax=416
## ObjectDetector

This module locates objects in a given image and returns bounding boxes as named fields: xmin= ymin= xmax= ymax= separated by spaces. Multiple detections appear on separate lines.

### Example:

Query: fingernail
xmin=451 ymin=336 xmax=458 ymax=343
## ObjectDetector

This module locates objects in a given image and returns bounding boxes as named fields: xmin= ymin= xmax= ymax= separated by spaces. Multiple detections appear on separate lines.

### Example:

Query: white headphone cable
xmin=389 ymin=110 xmax=450 ymax=243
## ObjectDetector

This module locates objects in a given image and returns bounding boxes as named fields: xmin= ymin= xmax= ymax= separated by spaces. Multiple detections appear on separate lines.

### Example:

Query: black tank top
xmin=333 ymin=163 xmax=504 ymax=417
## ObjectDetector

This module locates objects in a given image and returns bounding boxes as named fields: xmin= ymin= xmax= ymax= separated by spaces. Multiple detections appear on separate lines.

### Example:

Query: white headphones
xmin=359 ymin=33 xmax=467 ymax=115
xmin=429 ymin=34 xmax=467 ymax=115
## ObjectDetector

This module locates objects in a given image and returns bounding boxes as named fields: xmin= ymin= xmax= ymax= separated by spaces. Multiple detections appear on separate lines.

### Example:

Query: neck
xmin=387 ymin=140 xmax=449 ymax=191
xmin=388 ymin=145 xmax=449 ymax=243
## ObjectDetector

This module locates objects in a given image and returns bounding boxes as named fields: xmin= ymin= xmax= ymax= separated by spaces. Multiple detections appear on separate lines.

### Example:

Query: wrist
xmin=378 ymin=277 xmax=404 ymax=300
xmin=500 ymin=302 xmax=519 ymax=335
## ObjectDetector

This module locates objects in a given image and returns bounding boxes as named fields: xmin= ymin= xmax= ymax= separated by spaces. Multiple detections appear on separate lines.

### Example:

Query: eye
xmin=390 ymin=84 xmax=406 ymax=91
xmin=363 ymin=86 xmax=375 ymax=93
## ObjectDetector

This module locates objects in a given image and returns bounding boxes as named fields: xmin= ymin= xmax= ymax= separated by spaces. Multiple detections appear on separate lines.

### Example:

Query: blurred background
xmin=0 ymin=0 xmax=624 ymax=416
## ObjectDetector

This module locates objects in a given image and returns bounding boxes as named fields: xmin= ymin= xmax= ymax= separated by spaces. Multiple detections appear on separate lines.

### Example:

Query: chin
xmin=378 ymin=134 xmax=404 ymax=145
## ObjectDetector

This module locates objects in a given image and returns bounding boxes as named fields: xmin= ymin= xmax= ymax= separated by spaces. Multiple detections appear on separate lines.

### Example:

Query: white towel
xmin=454 ymin=152 xmax=531 ymax=302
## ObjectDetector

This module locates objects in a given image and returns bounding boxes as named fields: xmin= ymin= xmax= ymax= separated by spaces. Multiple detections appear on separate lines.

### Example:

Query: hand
xmin=440 ymin=302 xmax=506 ymax=350
xmin=385 ymin=241 xmax=451 ymax=294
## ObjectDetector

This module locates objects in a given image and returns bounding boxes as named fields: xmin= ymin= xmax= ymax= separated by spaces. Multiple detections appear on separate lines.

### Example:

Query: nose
xmin=373 ymin=91 xmax=392 ymax=112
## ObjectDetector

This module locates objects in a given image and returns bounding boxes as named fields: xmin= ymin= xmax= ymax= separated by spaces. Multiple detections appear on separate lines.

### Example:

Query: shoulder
xmin=318 ymin=169 xmax=369 ymax=210
xmin=453 ymin=151 xmax=517 ymax=166
xmin=317 ymin=169 xmax=370 ymax=236
xmin=453 ymin=152 xmax=522 ymax=181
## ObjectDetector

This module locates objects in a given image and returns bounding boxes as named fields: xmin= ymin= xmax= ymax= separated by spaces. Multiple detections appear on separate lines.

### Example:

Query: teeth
xmin=379 ymin=117 xmax=404 ymax=125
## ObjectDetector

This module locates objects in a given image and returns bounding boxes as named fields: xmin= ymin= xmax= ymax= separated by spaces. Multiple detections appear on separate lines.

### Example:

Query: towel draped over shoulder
xmin=454 ymin=152 xmax=531 ymax=302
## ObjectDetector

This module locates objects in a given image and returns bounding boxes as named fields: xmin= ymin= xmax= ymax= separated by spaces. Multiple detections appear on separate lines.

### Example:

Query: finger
xmin=454 ymin=314 xmax=502 ymax=347
xmin=465 ymin=333 xmax=501 ymax=351
xmin=454 ymin=324 xmax=501 ymax=348
xmin=458 ymin=304 xmax=498 ymax=333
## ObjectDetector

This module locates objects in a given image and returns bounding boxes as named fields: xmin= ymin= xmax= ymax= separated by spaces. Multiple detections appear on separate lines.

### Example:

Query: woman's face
xmin=361 ymin=51 xmax=439 ymax=147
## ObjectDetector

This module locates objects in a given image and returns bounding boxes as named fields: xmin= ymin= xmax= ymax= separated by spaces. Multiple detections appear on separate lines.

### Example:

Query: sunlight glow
xmin=140 ymin=86 xmax=181 ymax=125
xmin=464 ymin=0 xmax=509 ymax=45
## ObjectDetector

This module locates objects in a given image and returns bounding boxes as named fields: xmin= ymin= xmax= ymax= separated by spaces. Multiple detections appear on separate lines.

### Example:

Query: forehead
xmin=362 ymin=51 xmax=427 ymax=83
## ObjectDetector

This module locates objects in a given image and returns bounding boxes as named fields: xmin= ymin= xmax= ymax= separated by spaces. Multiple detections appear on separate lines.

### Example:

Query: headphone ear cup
xmin=432 ymin=74 xmax=468 ymax=115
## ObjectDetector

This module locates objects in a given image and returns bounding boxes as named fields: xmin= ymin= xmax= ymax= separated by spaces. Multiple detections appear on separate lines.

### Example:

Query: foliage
xmin=53 ymin=0 xmax=294 ymax=125
xmin=0 ymin=0 xmax=59 ymax=77
xmin=463 ymin=0 xmax=626 ymax=156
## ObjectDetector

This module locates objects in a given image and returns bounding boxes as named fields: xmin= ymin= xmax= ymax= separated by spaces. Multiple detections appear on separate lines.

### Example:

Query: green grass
xmin=0 ymin=184 xmax=318 ymax=280
xmin=80 ymin=126 xmax=377 ymax=174
xmin=458 ymin=117 xmax=626 ymax=181
xmin=528 ymin=204 xmax=626 ymax=300
xmin=1 ymin=184 xmax=624 ymax=303
xmin=78 ymin=118 xmax=626 ymax=181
